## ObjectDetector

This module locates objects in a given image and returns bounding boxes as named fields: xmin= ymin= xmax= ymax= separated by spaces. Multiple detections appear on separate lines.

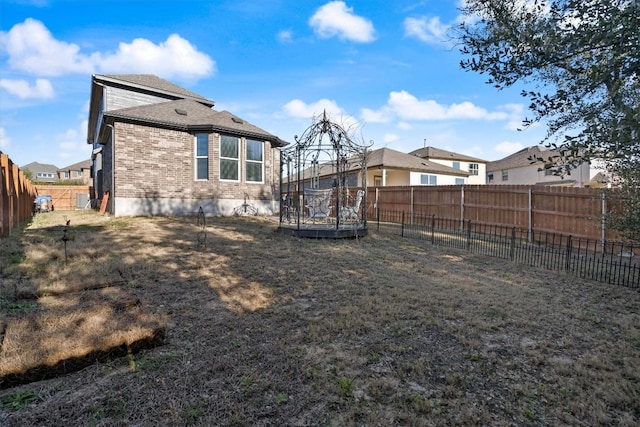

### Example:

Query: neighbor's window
xmin=452 ymin=161 xmax=461 ymax=170
xmin=245 ymin=139 xmax=264 ymax=183
xmin=220 ymin=135 xmax=239 ymax=181
xmin=420 ymin=174 xmax=437 ymax=185
xmin=36 ymin=172 xmax=54 ymax=178
xmin=469 ymin=163 xmax=479 ymax=176
xmin=195 ymin=133 xmax=209 ymax=180
xmin=488 ymin=173 xmax=494 ymax=183
xmin=75 ymin=171 xmax=83 ymax=177
xmin=455 ymin=178 xmax=465 ymax=185
xmin=63 ymin=171 xmax=70 ymax=178
xmin=501 ymin=170 xmax=509 ymax=181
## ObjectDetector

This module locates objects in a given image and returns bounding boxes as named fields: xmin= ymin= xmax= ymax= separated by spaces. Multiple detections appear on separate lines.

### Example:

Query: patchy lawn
xmin=1 ymin=210 xmax=639 ymax=426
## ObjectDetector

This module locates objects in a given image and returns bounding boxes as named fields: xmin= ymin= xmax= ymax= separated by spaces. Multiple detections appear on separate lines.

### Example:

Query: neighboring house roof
xmin=410 ymin=146 xmax=487 ymax=163
xmin=94 ymin=74 xmax=215 ymax=107
xmin=103 ymin=99 xmax=288 ymax=147
xmin=59 ymin=159 xmax=92 ymax=171
xmin=487 ymin=145 xmax=555 ymax=171
xmin=21 ymin=162 xmax=60 ymax=181
xmin=368 ymin=148 xmax=470 ymax=176
xmin=21 ymin=161 xmax=60 ymax=174
xmin=288 ymin=147 xmax=470 ymax=182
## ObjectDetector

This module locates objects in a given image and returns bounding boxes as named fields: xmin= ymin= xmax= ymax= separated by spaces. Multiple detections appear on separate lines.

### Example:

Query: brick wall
xmin=113 ymin=122 xmax=280 ymax=204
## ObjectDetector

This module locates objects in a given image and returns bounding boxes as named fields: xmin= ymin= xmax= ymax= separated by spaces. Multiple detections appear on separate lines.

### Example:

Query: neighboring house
xmin=285 ymin=147 xmax=470 ymax=190
xmin=486 ymin=145 xmax=593 ymax=186
xmin=58 ymin=159 xmax=92 ymax=185
xmin=410 ymin=146 xmax=487 ymax=185
xmin=21 ymin=162 xmax=59 ymax=183
xmin=87 ymin=74 xmax=287 ymax=216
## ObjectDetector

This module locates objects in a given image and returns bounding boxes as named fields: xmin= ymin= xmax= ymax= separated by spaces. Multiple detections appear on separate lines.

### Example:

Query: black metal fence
xmin=375 ymin=210 xmax=640 ymax=288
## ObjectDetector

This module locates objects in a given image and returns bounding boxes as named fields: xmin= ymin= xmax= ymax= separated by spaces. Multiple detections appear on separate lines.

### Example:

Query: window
xmin=488 ymin=173 xmax=494 ymax=183
xmin=36 ymin=172 xmax=54 ymax=178
xmin=195 ymin=133 xmax=209 ymax=180
xmin=374 ymin=176 xmax=382 ymax=186
xmin=420 ymin=174 xmax=437 ymax=185
xmin=220 ymin=135 xmax=239 ymax=181
xmin=469 ymin=163 xmax=479 ymax=176
xmin=63 ymin=171 xmax=69 ymax=178
xmin=75 ymin=171 xmax=83 ymax=177
xmin=455 ymin=178 xmax=465 ymax=185
xmin=452 ymin=161 xmax=460 ymax=170
xmin=245 ymin=139 xmax=264 ymax=182
xmin=501 ymin=170 xmax=509 ymax=181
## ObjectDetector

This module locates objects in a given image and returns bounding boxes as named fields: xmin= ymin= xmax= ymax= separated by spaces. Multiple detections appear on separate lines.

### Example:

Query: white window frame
xmin=195 ymin=133 xmax=209 ymax=181
xmin=220 ymin=135 xmax=240 ymax=182
xmin=502 ymin=170 xmax=509 ymax=181
xmin=469 ymin=163 xmax=479 ymax=176
xmin=245 ymin=139 xmax=264 ymax=183
xmin=455 ymin=178 xmax=465 ymax=185
xmin=420 ymin=174 xmax=437 ymax=185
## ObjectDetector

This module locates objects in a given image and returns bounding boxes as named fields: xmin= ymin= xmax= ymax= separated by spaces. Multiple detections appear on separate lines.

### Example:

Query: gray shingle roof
xmin=487 ymin=145 xmax=554 ymax=171
xmin=21 ymin=161 xmax=60 ymax=174
xmin=104 ymin=99 xmax=287 ymax=146
xmin=410 ymin=146 xmax=487 ymax=163
xmin=59 ymin=159 xmax=92 ymax=171
xmin=94 ymin=74 xmax=215 ymax=107
xmin=368 ymin=148 xmax=470 ymax=175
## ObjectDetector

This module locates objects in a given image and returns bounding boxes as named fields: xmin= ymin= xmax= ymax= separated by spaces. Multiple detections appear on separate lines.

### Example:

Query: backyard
xmin=1 ymin=210 xmax=639 ymax=426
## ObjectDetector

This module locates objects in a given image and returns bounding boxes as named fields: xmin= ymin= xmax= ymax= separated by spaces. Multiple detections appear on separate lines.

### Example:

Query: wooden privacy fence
xmin=367 ymin=185 xmax=619 ymax=242
xmin=0 ymin=153 xmax=38 ymax=236
xmin=35 ymin=184 xmax=92 ymax=211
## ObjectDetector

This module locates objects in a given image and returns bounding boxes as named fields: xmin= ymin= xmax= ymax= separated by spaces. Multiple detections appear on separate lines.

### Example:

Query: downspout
xmin=105 ymin=122 xmax=115 ymax=215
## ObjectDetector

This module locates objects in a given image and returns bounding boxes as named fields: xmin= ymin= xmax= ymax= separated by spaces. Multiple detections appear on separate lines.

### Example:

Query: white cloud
xmin=383 ymin=133 xmax=399 ymax=144
xmin=0 ymin=18 xmax=94 ymax=76
xmin=282 ymin=98 xmax=345 ymax=119
xmin=495 ymin=141 xmax=525 ymax=154
xmin=277 ymin=30 xmax=293 ymax=43
xmin=366 ymin=90 xmax=509 ymax=121
xmin=0 ymin=78 xmax=54 ymax=99
xmin=0 ymin=127 xmax=11 ymax=149
xmin=94 ymin=34 xmax=215 ymax=80
xmin=397 ymin=121 xmax=413 ymax=130
xmin=404 ymin=16 xmax=450 ymax=44
xmin=56 ymin=121 xmax=90 ymax=162
xmin=309 ymin=1 xmax=375 ymax=43
xmin=360 ymin=107 xmax=391 ymax=123
xmin=0 ymin=19 xmax=215 ymax=80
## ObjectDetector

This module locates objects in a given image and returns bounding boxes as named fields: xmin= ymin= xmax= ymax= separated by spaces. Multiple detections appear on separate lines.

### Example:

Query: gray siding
xmin=105 ymin=86 xmax=174 ymax=112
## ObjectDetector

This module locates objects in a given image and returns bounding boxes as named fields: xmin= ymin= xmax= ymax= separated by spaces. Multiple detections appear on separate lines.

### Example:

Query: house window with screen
xmin=245 ymin=139 xmax=264 ymax=183
xmin=64 ymin=171 xmax=69 ymax=178
xmin=455 ymin=178 xmax=465 ymax=185
xmin=420 ymin=174 xmax=437 ymax=185
xmin=452 ymin=161 xmax=461 ymax=170
xmin=220 ymin=135 xmax=240 ymax=181
xmin=469 ymin=163 xmax=479 ymax=175
xmin=76 ymin=171 xmax=83 ymax=177
xmin=488 ymin=173 xmax=494 ymax=183
xmin=195 ymin=133 xmax=209 ymax=180
xmin=501 ymin=170 xmax=509 ymax=181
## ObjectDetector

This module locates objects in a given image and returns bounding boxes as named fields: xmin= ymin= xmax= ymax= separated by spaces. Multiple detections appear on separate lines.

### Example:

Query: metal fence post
xmin=431 ymin=214 xmax=436 ymax=244
xmin=401 ymin=211 xmax=405 ymax=238
xmin=565 ymin=235 xmax=573 ymax=271
xmin=466 ymin=219 xmax=472 ymax=250
xmin=510 ymin=227 xmax=516 ymax=261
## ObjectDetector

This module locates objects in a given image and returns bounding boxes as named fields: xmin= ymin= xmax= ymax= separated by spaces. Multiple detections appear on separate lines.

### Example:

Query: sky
xmin=0 ymin=0 xmax=547 ymax=169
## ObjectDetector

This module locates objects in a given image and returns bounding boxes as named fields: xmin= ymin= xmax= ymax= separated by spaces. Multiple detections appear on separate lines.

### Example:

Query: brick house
xmin=87 ymin=74 xmax=287 ymax=216
xmin=58 ymin=159 xmax=92 ymax=185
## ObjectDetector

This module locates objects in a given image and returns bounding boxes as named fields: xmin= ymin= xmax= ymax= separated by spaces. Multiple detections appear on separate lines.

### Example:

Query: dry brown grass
xmin=1 ymin=210 xmax=639 ymax=426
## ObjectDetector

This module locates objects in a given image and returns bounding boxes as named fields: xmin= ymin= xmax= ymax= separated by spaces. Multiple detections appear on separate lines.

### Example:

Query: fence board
xmin=35 ymin=184 xmax=92 ymax=211
xmin=367 ymin=184 xmax=624 ymax=243
xmin=0 ymin=153 xmax=38 ymax=235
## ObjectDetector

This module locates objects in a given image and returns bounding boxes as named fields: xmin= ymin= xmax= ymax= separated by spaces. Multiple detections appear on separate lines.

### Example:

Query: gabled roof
xmin=59 ymin=159 xmax=92 ymax=171
xmin=368 ymin=148 xmax=470 ymax=175
xmin=93 ymin=74 xmax=214 ymax=107
xmin=21 ymin=161 xmax=60 ymax=173
xmin=103 ymin=99 xmax=287 ymax=147
xmin=410 ymin=146 xmax=487 ymax=163
xmin=487 ymin=145 xmax=552 ymax=171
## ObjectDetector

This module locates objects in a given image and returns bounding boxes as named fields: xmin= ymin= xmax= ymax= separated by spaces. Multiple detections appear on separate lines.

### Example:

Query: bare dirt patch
xmin=1 ymin=210 xmax=639 ymax=426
